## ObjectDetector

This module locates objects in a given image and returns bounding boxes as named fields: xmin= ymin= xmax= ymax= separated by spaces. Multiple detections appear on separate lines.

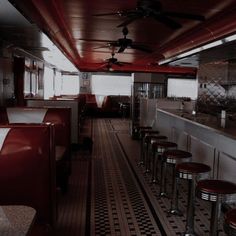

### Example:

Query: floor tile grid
xmin=90 ymin=119 xmax=163 ymax=235
xmin=106 ymin=122 xmax=162 ymax=236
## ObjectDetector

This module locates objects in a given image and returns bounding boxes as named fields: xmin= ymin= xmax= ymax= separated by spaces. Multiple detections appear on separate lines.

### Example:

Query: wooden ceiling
xmin=7 ymin=0 xmax=236 ymax=74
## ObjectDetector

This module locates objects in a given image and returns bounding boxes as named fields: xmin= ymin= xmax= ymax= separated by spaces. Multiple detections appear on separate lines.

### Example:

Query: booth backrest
xmin=0 ymin=124 xmax=57 ymax=226
xmin=43 ymin=107 xmax=71 ymax=149
xmin=0 ymin=106 xmax=71 ymax=157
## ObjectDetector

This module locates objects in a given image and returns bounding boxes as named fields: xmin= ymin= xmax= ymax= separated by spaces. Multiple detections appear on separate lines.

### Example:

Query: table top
xmin=0 ymin=205 xmax=36 ymax=236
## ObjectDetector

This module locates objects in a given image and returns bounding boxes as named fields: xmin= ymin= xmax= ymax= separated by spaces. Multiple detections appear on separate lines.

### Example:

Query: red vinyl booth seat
xmin=0 ymin=107 xmax=71 ymax=193
xmin=0 ymin=124 xmax=57 ymax=226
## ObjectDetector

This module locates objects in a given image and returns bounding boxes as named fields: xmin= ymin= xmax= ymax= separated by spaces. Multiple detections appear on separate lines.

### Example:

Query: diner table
xmin=0 ymin=205 xmax=36 ymax=236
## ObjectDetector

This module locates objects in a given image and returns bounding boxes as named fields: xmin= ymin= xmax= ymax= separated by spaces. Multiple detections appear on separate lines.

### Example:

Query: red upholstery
xmin=225 ymin=209 xmax=236 ymax=228
xmin=176 ymin=162 xmax=211 ymax=174
xmin=0 ymin=124 xmax=56 ymax=226
xmin=163 ymin=150 xmax=192 ymax=159
xmin=197 ymin=180 xmax=236 ymax=195
xmin=43 ymin=108 xmax=71 ymax=192
xmin=0 ymin=107 xmax=71 ymax=150
xmin=145 ymin=135 xmax=167 ymax=143
xmin=152 ymin=141 xmax=177 ymax=151
xmin=0 ymin=107 xmax=71 ymax=192
xmin=43 ymin=107 xmax=71 ymax=156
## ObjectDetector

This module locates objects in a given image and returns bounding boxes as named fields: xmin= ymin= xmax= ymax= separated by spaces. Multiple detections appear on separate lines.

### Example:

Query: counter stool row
xmin=137 ymin=126 xmax=236 ymax=236
xmin=137 ymin=127 xmax=236 ymax=236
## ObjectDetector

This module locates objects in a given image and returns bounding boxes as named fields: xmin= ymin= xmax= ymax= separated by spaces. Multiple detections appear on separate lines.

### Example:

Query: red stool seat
xmin=176 ymin=162 xmax=211 ymax=179
xmin=225 ymin=209 xmax=236 ymax=228
xmin=197 ymin=180 xmax=236 ymax=201
xmin=141 ymin=130 xmax=159 ymax=139
xmin=164 ymin=149 xmax=192 ymax=164
xmin=196 ymin=179 xmax=236 ymax=236
xmin=139 ymin=127 xmax=152 ymax=139
xmin=152 ymin=141 xmax=177 ymax=151
xmin=145 ymin=135 xmax=167 ymax=144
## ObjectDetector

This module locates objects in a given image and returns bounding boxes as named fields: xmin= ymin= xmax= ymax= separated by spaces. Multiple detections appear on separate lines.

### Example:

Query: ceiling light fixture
xmin=159 ymin=32 xmax=236 ymax=65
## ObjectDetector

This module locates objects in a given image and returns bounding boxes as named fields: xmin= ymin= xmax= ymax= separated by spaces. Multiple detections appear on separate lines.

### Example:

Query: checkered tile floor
xmin=90 ymin=119 xmax=162 ymax=235
xmin=58 ymin=118 xmax=230 ymax=236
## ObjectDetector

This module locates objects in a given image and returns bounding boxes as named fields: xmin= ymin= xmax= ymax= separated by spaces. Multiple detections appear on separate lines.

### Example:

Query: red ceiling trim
xmin=48 ymin=0 xmax=81 ymax=60
xmin=11 ymin=0 xmax=81 ymax=68
xmin=30 ymin=0 xmax=81 ymax=66
xmin=158 ymin=7 xmax=236 ymax=61
xmin=79 ymin=63 xmax=197 ymax=76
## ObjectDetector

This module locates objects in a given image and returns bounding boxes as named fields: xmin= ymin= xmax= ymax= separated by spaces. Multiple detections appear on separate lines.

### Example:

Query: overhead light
xmin=201 ymin=40 xmax=222 ymax=50
xmin=225 ymin=34 xmax=236 ymax=42
xmin=176 ymin=47 xmax=201 ymax=58
xmin=158 ymin=58 xmax=172 ymax=65
xmin=159 ymin=33 xmax=236 ymax=65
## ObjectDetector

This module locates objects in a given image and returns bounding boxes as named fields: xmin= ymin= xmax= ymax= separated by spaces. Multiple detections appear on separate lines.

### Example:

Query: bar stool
xmin=143 ymin=131 xmax=160 ymax=171
xmin=152 ymin=141 xmax=177 ymax=196
xmin=196 ymin=179 xmax=236 ymax=236
xmin=224 ymin=209 xmax=236 ymax=236
xmin=144 ymin=134 xmax=167 ymax=174
xmin=138 ymin=126 xmax=152 ymax=165
xmin=176 ymin=162 xmax=211 ymax=235
xmin=163 ymin=150 xmax=192 ymax=215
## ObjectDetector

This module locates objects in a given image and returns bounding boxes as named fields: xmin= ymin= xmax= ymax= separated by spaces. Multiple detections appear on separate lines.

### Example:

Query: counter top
xmin=157 ymin=108 xmax=236 ymax=139
xmin=0 ymin=205 xmax=36 ymax=236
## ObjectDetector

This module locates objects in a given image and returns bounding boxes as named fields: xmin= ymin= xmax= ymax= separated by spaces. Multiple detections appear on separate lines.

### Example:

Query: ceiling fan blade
xmin=108 ymin=42 xmax=120 ymax=47
xmin=130 ymin=44 xmax=152 ymax=53
xmin=93 ymin=45 xmax=108 ymax=49
xmin=153 ymin=14 xmax=182 ymax=29
xmin=117 ymin=61 xmax=132 ymax=65
xmin=118 ymin=46 xmax=126 ymax=53
xmin=117 ymin=15 xmax=140 ymax=28
xmin=164 ymin=11 xmax=205 ymax=21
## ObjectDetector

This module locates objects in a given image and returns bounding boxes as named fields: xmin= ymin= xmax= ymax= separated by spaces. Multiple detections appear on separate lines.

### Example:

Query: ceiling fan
xmin=108 ymin=26 xmax=152 ymax=53
xmin=96 ymin=27 xmax=152 ymax=53
xmin=98 ymin=53 xmax=132 ymax=70
xmin=93 ymin=0 xmax=205 ymax=29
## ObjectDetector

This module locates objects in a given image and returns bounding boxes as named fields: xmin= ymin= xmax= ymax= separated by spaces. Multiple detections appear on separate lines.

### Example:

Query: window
xmin=61 ymin=74 xmax=79 ymax=95
xmin=91 ymin=74 xmax=131 ymax=96
xmin=167 ymin=78 xmax=198 ymax=99
xmin=44 ymin=66 xmax=54 ymax=99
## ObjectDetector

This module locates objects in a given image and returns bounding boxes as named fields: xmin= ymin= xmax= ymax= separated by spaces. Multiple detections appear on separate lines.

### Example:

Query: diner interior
xmin=1 ymin=0 xmax=236 ymax=235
